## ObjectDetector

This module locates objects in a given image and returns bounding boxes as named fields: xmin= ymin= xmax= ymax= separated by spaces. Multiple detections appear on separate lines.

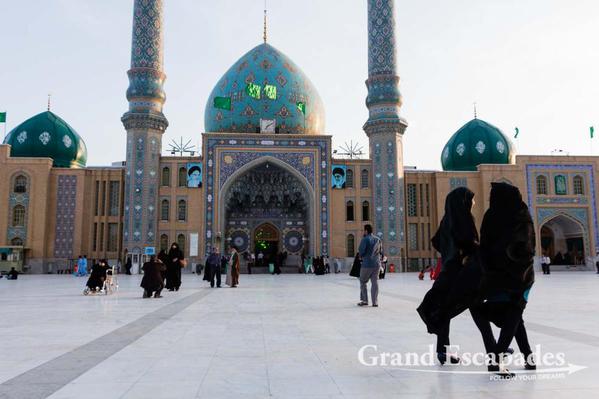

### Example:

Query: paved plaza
xmin=0 ymin=272 xmax=598 ymax=399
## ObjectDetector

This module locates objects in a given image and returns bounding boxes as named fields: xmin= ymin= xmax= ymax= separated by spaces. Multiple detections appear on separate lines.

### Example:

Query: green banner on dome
xmin=264 ymin=84 xmax=277 ymax=100
xmin=213 ymin=96 xmax=231 ymax=110
xmin=0 ymin=112 xmax=6 ymax=123
xmin=297 ymin=101 xmax=306 ymax=115
xmin=246 ymin=83 xmax=262 ymax=99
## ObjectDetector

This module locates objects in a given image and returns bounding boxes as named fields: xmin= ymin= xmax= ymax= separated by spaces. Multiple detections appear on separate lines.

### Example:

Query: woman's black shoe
xmin=437 ymin=353 xmax=460 ymax=365
xmin=524 ymin=355 xmax=536 ymax=370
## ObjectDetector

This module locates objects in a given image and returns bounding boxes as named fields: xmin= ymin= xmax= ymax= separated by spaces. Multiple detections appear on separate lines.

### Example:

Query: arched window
xmin=346 ymin=169 xmax=354 ymax=188
xmin=161 ymin=199 xmax=170 ymax=221
xmin=161 ymin=167 xmax=170 ymax=186
xmin=177 ymin=233 xmax=186 ymax=254
xmin=362 ymin=201 xmax=370 ymax=221
xmin=11 ymin=237 xmax=23 ymax=246
xmin=177 ymin=199 xmax=187 ymax=221
xmin=346 ymin=200 xmax=354 ymax=221
xmin=361 ymin=169 xmax=369 ymax=188
xmin=536 ymin=175 xmax=547 ymax=195
xmin=347 ymin=234 xmax=355 ymax=257
xmin=573 ymin=175 xmax=585 ymax=195
xmin=12 ymin=205 xmax=25 ymax=227
xmin=178 ymin=167 xmax=187 ymax=187
xmin=13 ymin=175 xmax=27 ymax=193
xmin=160 ymin=234 xmax=169 ymax=251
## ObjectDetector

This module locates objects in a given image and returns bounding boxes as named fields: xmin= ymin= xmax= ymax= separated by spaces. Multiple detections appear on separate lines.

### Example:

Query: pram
xmin=83 ymin=266 xmax=119 ymax=295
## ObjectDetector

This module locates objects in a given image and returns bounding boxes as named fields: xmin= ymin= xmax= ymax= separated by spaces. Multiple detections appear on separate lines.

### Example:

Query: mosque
xmin=1 ymin=0 xmax=597 ymax=274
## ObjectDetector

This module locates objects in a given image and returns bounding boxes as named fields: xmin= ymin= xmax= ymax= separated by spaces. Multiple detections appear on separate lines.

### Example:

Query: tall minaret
xmin=364 ymin=0 xmax=408 ymax=267
xmin=121 ymin=0 xmax=168 ymax=256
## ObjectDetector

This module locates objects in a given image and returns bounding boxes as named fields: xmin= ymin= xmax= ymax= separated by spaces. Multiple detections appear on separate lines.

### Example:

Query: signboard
xmin=186 ymin=162 xmax=202 ymax=188
xmin=189 ymin=233 xmax=199 ymax=257
xmin=332 ymin=164 xmax=347 ymax=189
xmin=144 ymin=247 xmax=155 ymax=256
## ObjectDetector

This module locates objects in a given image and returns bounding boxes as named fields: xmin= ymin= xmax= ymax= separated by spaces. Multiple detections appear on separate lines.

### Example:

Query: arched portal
xmin=254 ymin=223 xmax=280 ymax=265
xmin=218 ymin=158 xmax=313 ymax=268
xmin=540 ymin=215 xmax=586 ymax=266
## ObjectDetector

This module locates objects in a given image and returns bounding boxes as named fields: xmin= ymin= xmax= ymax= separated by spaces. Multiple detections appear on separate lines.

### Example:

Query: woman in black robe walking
xmin=417 ymin=187 xmax=479 ymax=365
xmin=474 ymin=182 xmax=536 ymax=375
xmin=165 ymin=243 xmax=184 ymax=291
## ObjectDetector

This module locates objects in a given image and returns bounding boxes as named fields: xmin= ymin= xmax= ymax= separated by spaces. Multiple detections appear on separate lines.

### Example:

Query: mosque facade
xmin=1 ymin=0 xmax=598 ymax=274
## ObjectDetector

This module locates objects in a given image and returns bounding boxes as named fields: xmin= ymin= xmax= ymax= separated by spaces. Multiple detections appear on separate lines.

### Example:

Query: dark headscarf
xmin=480 ymin=183 xmax=535 ymax=302
xmin=167 ymin=243 xmax=183 ymax=262
xmin=431 ymin=187 xmax=478 ymax=271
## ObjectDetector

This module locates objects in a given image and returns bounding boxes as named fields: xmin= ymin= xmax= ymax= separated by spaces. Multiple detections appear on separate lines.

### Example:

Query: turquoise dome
xmin=3 ymin=111 xmax=87 ymax=168
xmin=205 ymin=43 xmax=325 ymax=135
xmin=441 ymin=118 xmax=514 ymax=171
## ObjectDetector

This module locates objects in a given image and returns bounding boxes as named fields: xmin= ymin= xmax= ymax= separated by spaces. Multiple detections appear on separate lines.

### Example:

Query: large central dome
xmin=204 ymin=43 xmax=325 ymax=135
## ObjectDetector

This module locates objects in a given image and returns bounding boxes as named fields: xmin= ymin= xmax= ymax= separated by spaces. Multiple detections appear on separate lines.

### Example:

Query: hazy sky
xmin=1 ymin=0 xmax=598 ymax=169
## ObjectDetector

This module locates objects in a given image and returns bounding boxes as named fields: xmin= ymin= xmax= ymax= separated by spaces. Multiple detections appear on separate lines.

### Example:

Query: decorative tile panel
xmin=53 ymin=175 xmax=77 ymax=258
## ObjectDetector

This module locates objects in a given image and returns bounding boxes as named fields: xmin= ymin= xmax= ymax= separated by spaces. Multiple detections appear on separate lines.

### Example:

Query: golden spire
xmin=263 ymin=1 xmax=267 ymax=43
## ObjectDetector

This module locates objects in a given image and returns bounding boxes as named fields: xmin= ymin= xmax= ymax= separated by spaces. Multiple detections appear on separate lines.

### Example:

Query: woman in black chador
xmin=165 ymin=243 xmax=184 ymax=291
xmin=474 ymin=182 xmax=536 ymax=375
xmin=86 ymin=260 xmax=110 ymax=291
xmin=417 ymin=187 xmax=479 ymax=365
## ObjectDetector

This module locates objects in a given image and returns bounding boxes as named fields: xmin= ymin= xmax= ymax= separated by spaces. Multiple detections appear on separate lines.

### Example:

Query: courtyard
xmin=0 ymin=272 xmax=597 ymax=399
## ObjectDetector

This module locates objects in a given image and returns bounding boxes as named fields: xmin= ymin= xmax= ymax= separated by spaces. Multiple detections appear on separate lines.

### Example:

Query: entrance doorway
xmin=254 ymin=223 xmax=279 ymax=267
xmin=540 ymin=215 xmax=586 ymax=266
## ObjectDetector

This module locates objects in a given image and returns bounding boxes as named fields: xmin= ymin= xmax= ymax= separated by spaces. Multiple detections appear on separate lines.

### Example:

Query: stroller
xmin=83 ymin=265 xmax=119 ymax=295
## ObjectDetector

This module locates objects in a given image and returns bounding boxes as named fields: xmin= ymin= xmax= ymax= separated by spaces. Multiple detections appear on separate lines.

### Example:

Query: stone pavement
xmin=0 ymin=272 xmax=597 ymax=398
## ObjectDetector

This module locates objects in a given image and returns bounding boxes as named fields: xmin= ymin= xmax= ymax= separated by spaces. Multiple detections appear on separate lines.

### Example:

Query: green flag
xmin=297 ymin=101 xmax=306 ymax=115
xmin=213 ymin=96 xmax=231 ymax=110
xmin=591 ymin=126 xmax=595 ymax=139
xmin=264 ymin=84 xmax=277 ymax=100
xmin=0 ymin=112 xmax=6 ymax=123
xmin=514 ymin=127 xmax=519 ymax=139
xmin=245 ymin=83 xmax=261 ymax=99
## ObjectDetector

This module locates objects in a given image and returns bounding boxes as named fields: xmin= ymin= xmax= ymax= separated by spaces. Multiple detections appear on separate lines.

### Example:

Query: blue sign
xmin=187 ymin=162 xmax=202 ymax=188
xmin=332 ymin=164 xmax=347 ymax=189
xmin=144 ymin=247 xmax=155 ymax=256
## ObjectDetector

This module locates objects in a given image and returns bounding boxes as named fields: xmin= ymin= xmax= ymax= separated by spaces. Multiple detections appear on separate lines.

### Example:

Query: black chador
xmin=472 ymin=182 xmax=536 ymax=373
xmin=417 ymin=187 xmax=479 ymax=365
xmin=165 ymin=243 xmax=184 ymax=291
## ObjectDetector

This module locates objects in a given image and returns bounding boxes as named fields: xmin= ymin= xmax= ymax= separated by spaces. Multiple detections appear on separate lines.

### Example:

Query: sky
xmin=1 ymin=0 xmax=598 ymax=169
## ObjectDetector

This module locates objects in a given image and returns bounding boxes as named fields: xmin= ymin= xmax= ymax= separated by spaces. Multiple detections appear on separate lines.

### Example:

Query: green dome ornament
xmin=441 ymin=118 xmax=514 ymax=171
xmin=3 ymin=111 xmax=87 ymax=168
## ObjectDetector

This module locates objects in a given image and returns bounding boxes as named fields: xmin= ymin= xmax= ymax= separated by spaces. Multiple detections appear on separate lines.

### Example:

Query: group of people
xmin=75 ymin=255 xmax=88 ymax=276
xmin=202 ymin=246 xmax=240 ymax=288
xmin=139 ymin=242 xmax=185 ymax=298
xmin=416 ymin=183 xmax=536 ymax=377
xmin=300 ymin=255 xmax=331 ymax=275
xmin=0 ymin=267 xmax=20 ymax=280
xmin=85 ymin=259 xmax=111 ymax=292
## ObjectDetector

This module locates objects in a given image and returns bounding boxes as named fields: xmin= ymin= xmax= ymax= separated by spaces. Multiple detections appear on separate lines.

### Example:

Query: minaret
xmin=121 ymin=0 xmax=168 ymax=256
xmin=364 ymin=0 xmax=408 ymax=267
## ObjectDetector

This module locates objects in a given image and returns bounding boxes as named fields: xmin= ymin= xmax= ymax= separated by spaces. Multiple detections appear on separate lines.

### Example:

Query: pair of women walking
xmin=417 ymin=183 xmax=536 ymax=377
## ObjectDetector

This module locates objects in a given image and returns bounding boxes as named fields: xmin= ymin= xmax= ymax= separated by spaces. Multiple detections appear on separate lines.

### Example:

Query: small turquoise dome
xmin=441 ymin=118 xmax=514 ymax=171
xmin=3 ymin=111 xmax=87 ymax=168
xmin=205 ymin=43 xmax=325 ymax=134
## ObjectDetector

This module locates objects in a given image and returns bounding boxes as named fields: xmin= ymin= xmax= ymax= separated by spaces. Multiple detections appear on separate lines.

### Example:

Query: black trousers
xmin=436 ymin=319 xmax=451 ymax=355
xmin=143 ymin=287 xmax=163 ymax=298
xmin=541 ymin=263 xmax=550 ymax=274
xmin=470 ymin=305 xmax=533 ymax=364
xmin=210 ymin=268 xmax=221 ymax=287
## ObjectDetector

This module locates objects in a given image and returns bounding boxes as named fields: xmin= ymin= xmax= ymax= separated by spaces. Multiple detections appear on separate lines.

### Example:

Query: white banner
xmin=189 ymin=233 xmax=199 ymax=257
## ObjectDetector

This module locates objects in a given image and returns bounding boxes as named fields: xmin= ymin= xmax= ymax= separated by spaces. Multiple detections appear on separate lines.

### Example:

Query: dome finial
xmin=473 ymin=101 xmax=477 ymax=119
xmin=263 ymin=0 xmax=268 ymax=43
xmin=47 ymin=93 xmax=52 ymax=111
